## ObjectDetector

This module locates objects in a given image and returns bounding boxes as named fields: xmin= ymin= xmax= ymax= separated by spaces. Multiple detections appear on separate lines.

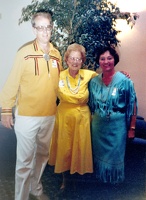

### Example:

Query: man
xmin=0 ymin=11 xmax=62 ymax=200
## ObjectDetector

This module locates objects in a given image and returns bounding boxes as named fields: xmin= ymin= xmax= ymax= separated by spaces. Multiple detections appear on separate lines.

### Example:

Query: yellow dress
xmin=49 ymin=68 xmax=97 ymax=174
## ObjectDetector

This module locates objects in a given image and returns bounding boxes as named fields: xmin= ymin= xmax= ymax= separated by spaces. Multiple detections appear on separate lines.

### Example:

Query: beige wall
xmin=115 ymin=10 xmax=146 ymax=119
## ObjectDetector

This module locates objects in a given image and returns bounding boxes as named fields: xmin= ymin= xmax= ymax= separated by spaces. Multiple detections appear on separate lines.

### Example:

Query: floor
xmin=0 ymin=122 xmax=146 ymax=200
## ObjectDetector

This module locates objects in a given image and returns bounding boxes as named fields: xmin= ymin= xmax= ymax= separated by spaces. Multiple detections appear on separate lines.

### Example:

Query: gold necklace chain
xmin=66 ymin=75 xmax=81 ymax=94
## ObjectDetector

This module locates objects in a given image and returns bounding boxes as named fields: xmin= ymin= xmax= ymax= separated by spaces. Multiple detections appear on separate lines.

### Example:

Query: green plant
xmin=19 ymin=0 xmax=138 ymax=69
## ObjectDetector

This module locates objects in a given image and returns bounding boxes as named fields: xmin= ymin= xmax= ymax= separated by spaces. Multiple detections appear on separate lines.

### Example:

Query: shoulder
xmin=89 ymin=74 xmax=101 ymax=89
xmin=115 ymin=72 xmax=135 ymax=90
xmin=17 ymin=40 xmax=34 ymax=52
xmin=116 ymin=71 xmax=134 ymax=83
xmin=12 ymin=41 xmax=35 ymax=61
xmin=80 ymin=69 xmax=97 ymax=79
xmin=50 ymin=43 xmax=61 ymax=57
xmin=60 ymin=69 xmax=67 ymax=78
xmin=91 ymin=73 xmax=101 ymax=82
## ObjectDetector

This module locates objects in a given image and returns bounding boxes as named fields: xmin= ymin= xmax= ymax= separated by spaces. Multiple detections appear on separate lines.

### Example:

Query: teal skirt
xmin=91 ymin=112 xmax=127 ymax=184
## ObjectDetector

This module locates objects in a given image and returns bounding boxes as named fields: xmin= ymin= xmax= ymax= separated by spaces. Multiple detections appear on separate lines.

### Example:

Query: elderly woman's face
xmin=99 ymin=51 xmax=115 ymax=72
xmin=66 ymin=51 xmax=83 ymax=72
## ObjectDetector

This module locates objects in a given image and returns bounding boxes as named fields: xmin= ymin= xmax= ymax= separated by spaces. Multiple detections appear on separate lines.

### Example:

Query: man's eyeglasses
xmin=68 ymin=56 xmax=82 ymax=63
xmin=34 ymin=25 xmax=53 ymax=32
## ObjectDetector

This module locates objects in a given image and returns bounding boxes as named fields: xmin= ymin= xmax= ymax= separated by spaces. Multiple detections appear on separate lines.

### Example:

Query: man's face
xmin=33 ymin=16 xmax=53 ymax=45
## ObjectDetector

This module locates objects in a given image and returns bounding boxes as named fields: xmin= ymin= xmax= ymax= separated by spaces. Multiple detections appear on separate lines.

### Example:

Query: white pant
xmin=14 ymin=115 xmax=55 ymax=200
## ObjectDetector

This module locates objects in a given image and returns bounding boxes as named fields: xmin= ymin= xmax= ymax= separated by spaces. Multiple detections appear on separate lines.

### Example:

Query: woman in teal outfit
xmin=88 ymin=47 xmax=137 ymax=184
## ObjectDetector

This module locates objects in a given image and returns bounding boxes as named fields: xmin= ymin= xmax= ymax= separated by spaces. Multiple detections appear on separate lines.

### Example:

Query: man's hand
xmin=1 ymin=115 xmax=14 ymax=129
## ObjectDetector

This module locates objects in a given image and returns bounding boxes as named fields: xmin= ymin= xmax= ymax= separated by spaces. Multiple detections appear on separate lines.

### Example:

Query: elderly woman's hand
xmin=120 ymin=71 xmax=130 ymax=78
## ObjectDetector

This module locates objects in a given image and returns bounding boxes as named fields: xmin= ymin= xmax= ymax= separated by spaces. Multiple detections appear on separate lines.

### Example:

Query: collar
xmin=66 ymin=68 xmax=84 ymax=80
xmin=33 ymin=39 xmax=54 ymax=54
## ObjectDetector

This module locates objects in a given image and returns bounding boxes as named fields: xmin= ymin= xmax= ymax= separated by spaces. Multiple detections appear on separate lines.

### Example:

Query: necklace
xmin=100 ymin=83 xmax=112 ymax=121
xmin=101 ymin=83 xmax=112 ymax=103
xmin=66 ymin=75 xmax=81 ymax=94
xmin=101 ymin=72 xmax=115 ymax=102
xmin=101 ymin=73 xmax=116 ymax=121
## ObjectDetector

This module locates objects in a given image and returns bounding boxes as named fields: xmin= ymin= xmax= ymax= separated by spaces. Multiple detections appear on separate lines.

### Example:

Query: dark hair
xmin=96 ymin=46 xmax=119 ymax=66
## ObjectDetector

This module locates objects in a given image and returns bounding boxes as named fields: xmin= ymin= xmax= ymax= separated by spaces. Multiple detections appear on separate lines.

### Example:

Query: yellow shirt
xmin=58 ymin=68 xmax=97 ymax=105
xmin=0 ymin=40 xmax=63 ymax=116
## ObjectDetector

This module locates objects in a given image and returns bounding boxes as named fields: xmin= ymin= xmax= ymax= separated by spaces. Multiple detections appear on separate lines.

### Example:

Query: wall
xmin=116 ymin=10 xmax=146 ymax=119
xmin=0 ymin=0 xmax=34 ymax=90
xmin=0 ymin=1 xmax=146 ymax=118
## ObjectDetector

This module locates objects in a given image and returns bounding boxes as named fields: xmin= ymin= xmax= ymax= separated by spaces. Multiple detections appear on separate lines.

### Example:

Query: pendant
xmin=43 ymin=54 xmax=50 ymax=62
xmin=69 ymin=88 xmax=79 ymax=94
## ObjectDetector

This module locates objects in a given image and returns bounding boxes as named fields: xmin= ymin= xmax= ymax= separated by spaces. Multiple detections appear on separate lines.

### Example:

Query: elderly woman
xmin=88 ymin=47 xmax=137 ymax=184
xmin=49 ymin=43 xmax=97 ymax=190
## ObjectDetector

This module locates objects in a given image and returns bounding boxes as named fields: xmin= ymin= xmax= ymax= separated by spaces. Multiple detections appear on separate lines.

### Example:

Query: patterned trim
xmin=1 ymin=108 xmax=12 ymax=114
xmin=50 ymin=55 xmax=60 ymax=62
xmin=24 ymin=55 xmax=43 ymax=76
xmin=24 ymin=41 xmax=60 ymax=76
xmin=34 ymin=57 xmax=39 ymax=75
xmin=50 ymin=55 xmax=60 ymax=75
xmin=33 ymin=40 xmax=38 ymax=51
xmin=24 ymin=55 xmax=43 ymax=59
